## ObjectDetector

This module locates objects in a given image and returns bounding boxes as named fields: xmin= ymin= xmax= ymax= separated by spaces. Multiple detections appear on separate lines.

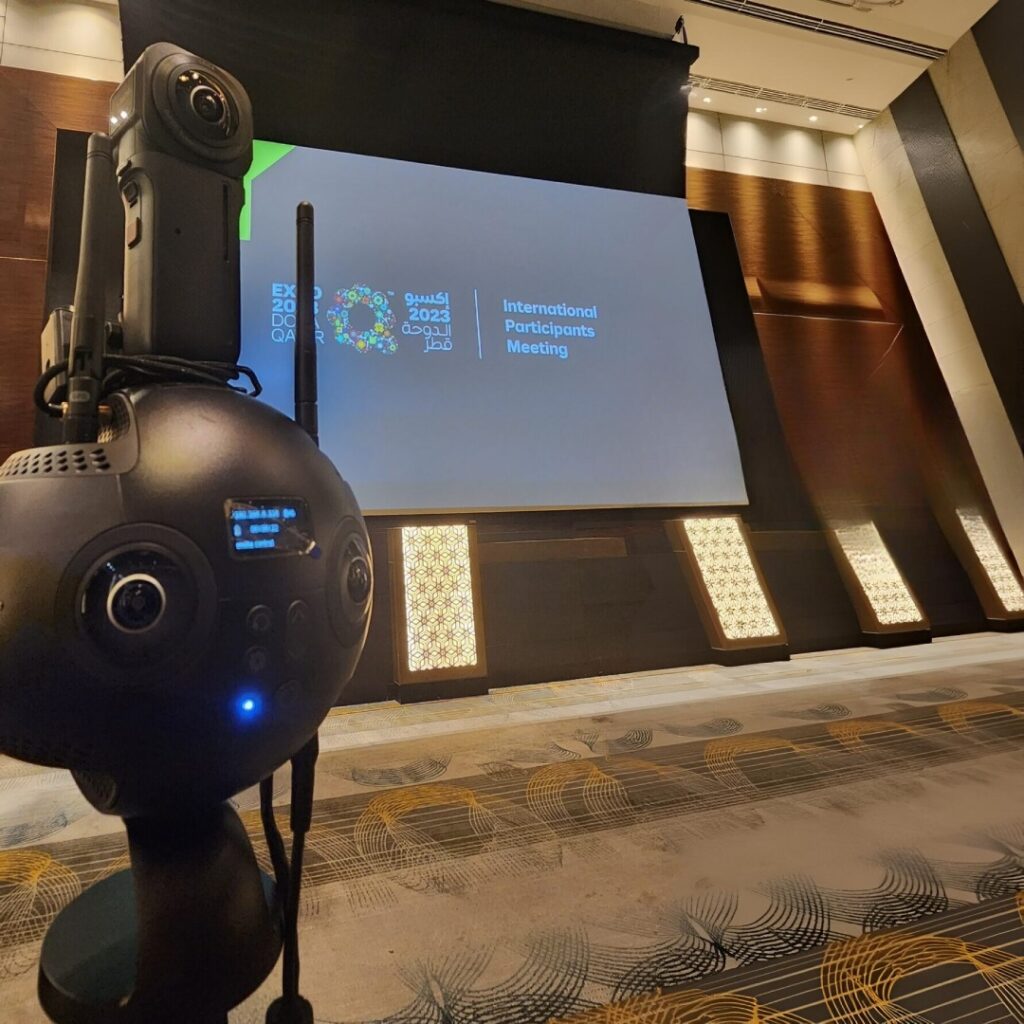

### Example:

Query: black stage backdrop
xmin=119 ymin=0 xmax=696 ymax=198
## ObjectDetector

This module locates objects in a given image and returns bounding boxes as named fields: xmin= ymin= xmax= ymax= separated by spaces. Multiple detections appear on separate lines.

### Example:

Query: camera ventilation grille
xmin=0 ymin=446 xmax=112 ymax=478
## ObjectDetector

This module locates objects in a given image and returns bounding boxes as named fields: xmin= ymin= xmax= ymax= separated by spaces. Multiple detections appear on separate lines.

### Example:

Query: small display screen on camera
xmin=225 ymin=498 xmax=312 ymax=558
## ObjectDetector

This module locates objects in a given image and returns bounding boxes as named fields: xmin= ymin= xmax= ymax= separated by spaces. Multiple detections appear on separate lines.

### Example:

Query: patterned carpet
xmin=2 ymin=634 xmax=1024 ymax=1022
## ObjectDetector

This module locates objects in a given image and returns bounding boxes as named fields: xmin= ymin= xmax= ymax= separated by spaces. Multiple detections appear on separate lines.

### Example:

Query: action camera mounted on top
xmin=108 ymin=42 xmax=253 ymax=363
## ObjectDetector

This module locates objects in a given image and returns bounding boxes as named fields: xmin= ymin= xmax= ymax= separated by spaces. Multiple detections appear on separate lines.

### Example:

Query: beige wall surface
xmin=0 ymin=0 xmax=122 ymax=81
xmin=855 ymin=30 xmax=1024 ymax=572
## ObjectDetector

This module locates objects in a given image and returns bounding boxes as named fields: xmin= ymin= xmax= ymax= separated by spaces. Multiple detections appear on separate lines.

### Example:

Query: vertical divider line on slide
xmin=474 ymin=288 xmax=483 ymax=360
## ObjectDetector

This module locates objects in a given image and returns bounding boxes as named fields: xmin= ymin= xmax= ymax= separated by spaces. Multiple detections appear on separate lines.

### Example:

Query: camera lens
xmin=171 ymin=68 xmax=236 ymax=142
xmin=107 ymin=574 xmax=167 ymax=633
xmin=75 ymin=540 xmax=209 ymax=671
xmin=347 ymin=557 xmax=372 ymax=605
xmin=190 ymin=84 xmax=226 ymax=125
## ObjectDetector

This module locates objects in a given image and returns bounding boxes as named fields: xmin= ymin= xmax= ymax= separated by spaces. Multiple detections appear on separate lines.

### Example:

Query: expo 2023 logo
xmin=326 ymin=285 xmax=398 ymax=354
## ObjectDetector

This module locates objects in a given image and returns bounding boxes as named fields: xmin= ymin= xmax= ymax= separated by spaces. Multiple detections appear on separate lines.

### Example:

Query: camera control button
xmin=286 ymin=600 xmax=311 ymax=661
xmin=246 ymin=604 xmax=273 ymax=636
xmin=244 ymin=645 xmax=269 ymax=675
xmin=275 ymin=679 xmax=301 ymax=708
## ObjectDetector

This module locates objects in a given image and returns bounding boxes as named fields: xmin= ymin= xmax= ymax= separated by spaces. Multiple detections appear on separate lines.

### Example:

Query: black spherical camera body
xmin=109 ymin=42 xmax=253 ymax=363
xmin=0 ymin=385 xmax=371 ymax=816
xmin=3 ymin=43 xmax=367 ymax=1021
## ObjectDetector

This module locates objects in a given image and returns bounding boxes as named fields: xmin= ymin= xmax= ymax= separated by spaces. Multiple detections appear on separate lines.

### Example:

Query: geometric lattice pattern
xmin=957 ymin=509 xmax=1024 ymax=614
xmin=682 ymin=516 xmax=781 ymax=641
xmin=833 ymin=521 xmax=924 ymax=627
xmin=401 ymin=525 xmax=479 ymax=673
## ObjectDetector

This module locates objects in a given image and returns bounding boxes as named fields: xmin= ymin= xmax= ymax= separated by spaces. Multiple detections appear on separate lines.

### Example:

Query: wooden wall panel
xmin=688 ymin=167 xmax=993 ymax=633
xmin=0 ymin=259 xmax=48 ymax=444
xmin=0 ymin=68 xmax=112 ymax=463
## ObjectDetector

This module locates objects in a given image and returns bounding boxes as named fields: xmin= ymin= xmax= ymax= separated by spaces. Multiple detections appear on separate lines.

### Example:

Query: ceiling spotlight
xmin=756 ymin=106 xmax=767 ymax=113
xmin=809 ymin=115 xmax=819 ymax=122
xmin=858 ymin=123 xmax=865 ymax=129
xmin=109 ymin=116 xmax=118 ymax=125
xmin=702 ymin=96 xmax=712 ymax=103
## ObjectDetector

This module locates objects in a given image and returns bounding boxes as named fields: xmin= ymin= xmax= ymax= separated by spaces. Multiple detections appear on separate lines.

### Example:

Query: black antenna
xmin=294 ymin=201 xmax=318 ymax=446
xmin=63 ymin=133 xmax=115 ymax=443
xmin=264 ymin=201 xmax=321 ymax=1024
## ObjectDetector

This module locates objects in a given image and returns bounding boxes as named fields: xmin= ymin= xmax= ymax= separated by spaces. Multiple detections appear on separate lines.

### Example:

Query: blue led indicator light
xmin=234 ymin=692 xmax=263 ymax=722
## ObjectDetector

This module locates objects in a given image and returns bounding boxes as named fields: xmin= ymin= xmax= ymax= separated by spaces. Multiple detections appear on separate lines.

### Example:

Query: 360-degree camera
xmin=108 ymin=42 xmax=253 ymax=363
xmin=0 ymin=42 xmax=369 ymax=1024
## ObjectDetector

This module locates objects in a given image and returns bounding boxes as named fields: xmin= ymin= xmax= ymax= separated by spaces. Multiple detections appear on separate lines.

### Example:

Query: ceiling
xmin=491 ymin=0 xmax=1000 ymax=133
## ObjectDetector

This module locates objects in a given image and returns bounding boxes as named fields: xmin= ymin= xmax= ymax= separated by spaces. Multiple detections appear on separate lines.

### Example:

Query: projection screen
xmin=240 ymin=145 xmax=748 ymax=513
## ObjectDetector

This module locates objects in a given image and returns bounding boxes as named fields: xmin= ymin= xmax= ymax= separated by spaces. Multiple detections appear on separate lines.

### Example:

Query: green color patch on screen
xmin=240 ymin=140 xmax=295 ymax=241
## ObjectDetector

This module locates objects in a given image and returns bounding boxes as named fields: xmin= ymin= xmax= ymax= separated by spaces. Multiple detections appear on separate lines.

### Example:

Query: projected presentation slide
xmin=240 ymin=145 xmax=747 ymax=513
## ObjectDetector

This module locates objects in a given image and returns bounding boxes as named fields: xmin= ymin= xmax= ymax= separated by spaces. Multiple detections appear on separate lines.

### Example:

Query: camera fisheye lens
xmin=107 ymin=574 xmax=167 ymax=633
xmin=171 ymin=67 xmax=235 ymax=141
xmin=191 ymin=84 xmax=226 ymax=125
xmin=347 ymin=556 xmax=372 ymax=604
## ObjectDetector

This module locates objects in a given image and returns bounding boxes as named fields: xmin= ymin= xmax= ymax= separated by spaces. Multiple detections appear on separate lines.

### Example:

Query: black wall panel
xmin=891 ymin=73 xmax=1024 ymax=442
xmin=973 ymin=0 xmax=1024 ymax=152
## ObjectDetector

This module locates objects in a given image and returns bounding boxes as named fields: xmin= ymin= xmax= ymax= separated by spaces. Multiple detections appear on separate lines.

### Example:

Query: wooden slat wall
xmin=687 ymin=168 xmax=994 ymax=634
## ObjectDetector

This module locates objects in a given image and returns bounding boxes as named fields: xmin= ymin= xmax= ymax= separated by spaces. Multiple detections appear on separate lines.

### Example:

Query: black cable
xmin=34 ymin=362 xmax=69 ymax=418
xmin=285 ymin=734 xmax=318 ymax=1000
xmin=266 ymin=735 xmax=318 ymax=1024
xmin=259 ymin=774 xmax=291 ymax=905
xmin=281 ymin=829 xmax=306 ymax=1000
xmin=34 ymin=356 xmax=262 ymax=418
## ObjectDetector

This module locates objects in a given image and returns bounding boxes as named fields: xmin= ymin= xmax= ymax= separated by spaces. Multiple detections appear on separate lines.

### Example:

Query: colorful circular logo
xmin=326 ymin=284 xmax=397 ymax=354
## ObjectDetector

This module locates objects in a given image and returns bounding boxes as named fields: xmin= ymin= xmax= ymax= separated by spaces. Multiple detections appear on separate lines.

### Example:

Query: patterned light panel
xmin=957 ymin=509 xmax=1024 ymax=614
xmin=682 ymin=516 xmax=781 ymax=641
xmin=400 ymin=525 xmax=479 ymax=674
xmin=832 ymin=522 xmax=923 ymax=627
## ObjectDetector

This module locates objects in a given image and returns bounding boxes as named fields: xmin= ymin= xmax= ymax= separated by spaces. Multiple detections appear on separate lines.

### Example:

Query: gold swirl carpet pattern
xmin=1 ymin=634 xmax=1024 ymax=1022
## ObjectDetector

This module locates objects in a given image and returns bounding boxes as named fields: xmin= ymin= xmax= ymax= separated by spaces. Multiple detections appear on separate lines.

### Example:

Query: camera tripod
xmin=38 ymin=738 xmax=319 ymax=1024
xmin=36 ymin=199 xmax=327 ymax=1024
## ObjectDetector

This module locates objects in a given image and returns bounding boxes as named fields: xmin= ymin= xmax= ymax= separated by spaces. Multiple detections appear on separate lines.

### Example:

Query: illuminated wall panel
xmin=830 ymin=522 xmax=926 ymax=632
xmin=669 ymin=515 xmax=786 ymax=652
xmin=956 ymin=509 xmax=1024 ymax=615
xmin=390 ymin=524 xmax=486 ymax=684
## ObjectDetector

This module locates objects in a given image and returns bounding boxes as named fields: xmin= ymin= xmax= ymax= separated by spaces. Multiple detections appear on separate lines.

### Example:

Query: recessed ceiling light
xmin=702 ymin=96 xmax=712 ymax=103
xmin=755 ymin=106 xmax=767 ymax=113
xmin=809 ymin=115 xmax=819 ymax=122
xmin=858 ymin=123 xmax=865 ymax=129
